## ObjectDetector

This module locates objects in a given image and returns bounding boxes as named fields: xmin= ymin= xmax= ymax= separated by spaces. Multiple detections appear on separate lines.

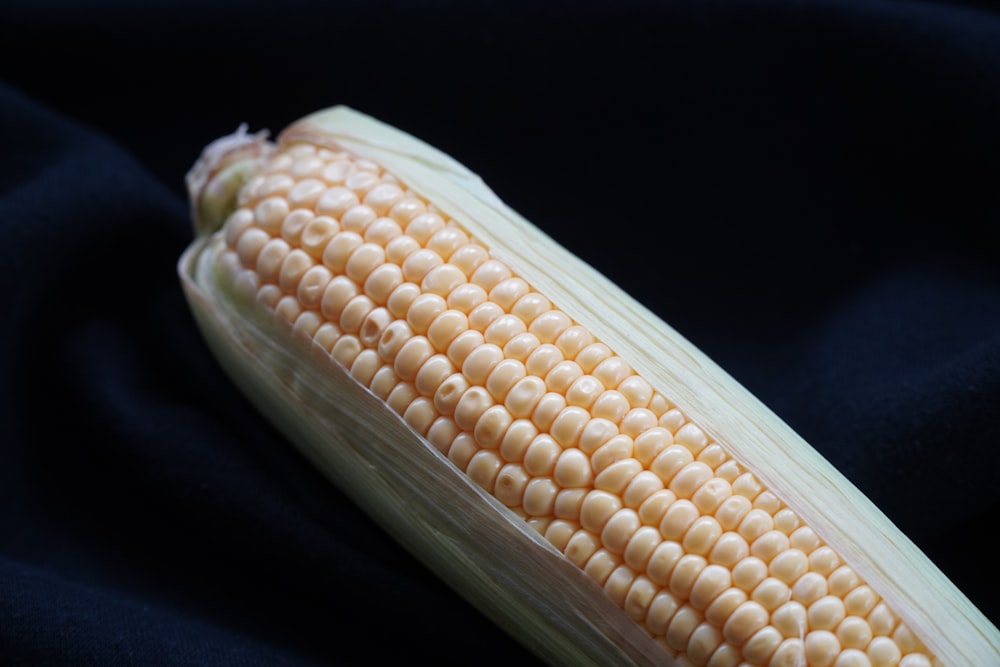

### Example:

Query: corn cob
xmin=179 ymin=106 xmax=999 ymax=666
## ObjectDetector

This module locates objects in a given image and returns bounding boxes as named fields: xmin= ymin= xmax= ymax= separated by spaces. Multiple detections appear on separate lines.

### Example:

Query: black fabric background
xmin=1 ymin=1 xmax=998 ymax=665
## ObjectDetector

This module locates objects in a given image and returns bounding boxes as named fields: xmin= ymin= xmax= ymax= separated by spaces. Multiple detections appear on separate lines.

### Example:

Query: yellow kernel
xmin=790 ymin=525 xmax=822 ymax=553
xmin=489 ymin=277 xmax=530 ymax=311
xmin=433 ymin=372 xmax=469 ymax=416
xmin=666 ymin=605 xmax=702 ymax=653
xmin=494 ymin=463 xmax=529 ymax=507
xmin=565 ymin=374 xmax=604 ymax=409
xmin=331 ymin=334 xmax=362 ymax=368
xmin=669 ymin=461 xmax=714 ymax=499
xmin=651 ymin=444 xmax=695 ymax=485
xmin=447 ymin=432 xmax=477 ymax=471
xmin=504 ymin=376 xmax=547 ymax=419
xmin=809 ymin=595 xmax=848 ymax=631
xmin=554 ymin=488 xmax=587 ymax=521
xmin=624 ymin=575 xmax=658 ymax=623
xmin=274 ymin=295 xmax=301 ymax=323
xmin=474 ymin=404 xmax=513 ymax=448
xmin=836 ymin=649 xmax=873 ymax=667
xmin=287 ymin=178 xmax=325 ymax=208
xmin=623 ymin=525 xmax=661 ymax=571
xmin=468 ymin=301 xmax=504 ymax=332
xmin=359 ymin=306 xmax=392 ymax=348
xmin=769 ymin=547 xmax=808 ymax=584
xmin=604 ymin=564 xmax=638 ymax=608
xmin=510 ymin=291 xmax=551 ymax=325
xmin=845 ymin=585 xmax=878 ymax=617
xmin=722 ymin=600 xmax=769 ymax=647
xmin=341 ymin=203 xmax=377 ymax=234
xmin=637 ymin=489 xmax=676 ymax=527
xmin=447 ymin=282 xmax=488 ymax=313
xmin=403 ymin=396 xmax=436 ymax=435
xmin=388 ymin=196 xmax=426 ymax=225
xmin=446 ymin=329 xmax=485 ymax=367
xmin=580 ymin=490 xmax=623 ymax=533
xmin=393 ymin=337 xmax=434 ymax=383
xmin=256 ymin=237 xmax=291 ymax=284
xmin=549 ymin=406 xmax=590 ymax=448
xmin=364 ymin=216 xmax=403 ymax=246
xmin=771 ymin=638 xmax=808 ymax=667
xmin=422 ymin=263 xmax=467 ymax=297
xmin=591 ymin=435 xmax=635 ymax=474
xmin=320 ymin=275 xmax=359 ymax=321
xmin=498 ymin=419 xmax=537 ymax=462
xmin=771 ymin=600 xmax=807 ymax=638
xmin=565 ymin=529 xmax=600 ymax=568
xmin=504 ymin=332 xmax=540 ymax=362
xmin=867 ymin=603 xmax=897 ymax=637
xmin=523 ymin=477 xmax=558 ymax=517
xmin=385 ymin=234 xmax=420 ymax=264
xmin=689 ymin=563 xmax=731 ymax=610
xmin=634 ymin=427 xmax=674 ymax=466
xmin=553 ymin=447 xmax=593 ymax=488
xmin=577 ymin=417 xmax=618 ymax=455
xmin=647 ymin=590 xmax=682 ymax=636
xmin=584 ymin=548 xmax=620 ymax=587
xmin=809 ymin=546 xmax=842 ymax=575
xmin=830 ymin=565 xmax=862 ymax=597
xmin=362 ymin=182 xmax=404 ymax=216
xmin=696 ymin=444 xmax=728 ymax=470
xmin=742 ymin=626 xmax=783 ymax=664
xmin=453 ymin=385 xmax=494 ymax=432
xmin=426 ymin=416 xmax=459 ymax=454
xmin=751 ymin=576 xmax=790 ymax=611
xmin=320 ymin=159 xmax=350 ymax=184
xmin=363 ymin=262 xmax=403 ymax=305
xmin=660 ymin=499 xmax=699 ymax=541
xmin=530 ymin=310 xmax=573 ymax=343
xmin=594 ymin=459 xmax=642 ymax=494
xmin=254 ymin=196 xmax=290 ymax=232
xmin=525 ymin=343 xmax=563 ymax=377
xmin=449 ymin=244 xmax=490 ymax=277
xmin=426 ymin=226 xmax=469 ymax=260
xmin=602 ymin=509 xmax=641 ymax=554
xmin=414 ymin=353 xmax=454 ymax=397
xmin=462 ymin=342 xmax=504 ymax=385
xmin=692 ymin=477 xmax=733 ymax=515
xmin=235 ymin=226 xmax=270 ymax=268
xmin=732 ymin=472 xmax=763 ymax=500
xmin=296 ymin=265 xmax=333 ymax=310
xmin=344 ymin=169 xmax=379 ymax=195
xmin=406 ymin=294 xmax=448 ymax=334
xmin=316 ymin=186 xmax=359 ymax=218
xmin=402 ymin=248 xmax=443 ymax=283
xmin=591 ymin=389 xmax=630 ymax=423
xmin=622 ymin=470 xmax=664 ymax=509
xmin=292 ymin=310 xmax=322 ymax=339
xmin=256 ymin=284 xmax=282 ymax=310
xmin=683 ymin=515 xmax=723 ymax=556
xmin=469 ymin=258 xmax=512 ymax=290
xmin=367 ymin=365 xmax=397 ymax=399
xmin=707 ymin=531 xmax=750 ymax=568
xmin=426 ymin=309 xmax=468 ymax=351
xmin=466 ymin=449 xmax=502 ymax=492
xmin=867 ymin=636 xmax=902 ymax=666
xmin=732 ymin=556 xmax=768 ymax=592
xmin=486 ymin=358 xmax=527 ymax=402
xmin=658 ymin=408 xmax=686 ymax=433
xmin=738 ymin=509 xmax=774 ymax=542
xmin=405 ymin=212 xmax=445 ymax=244
xmin=339 ymin=294 xmax=376 ymax=333
xmin=750 ymin=529 xmax=791 ymax=563
xmin=792 ymin=571 xmax=829 ymax=605
xmin=838 ymin=615 xmax=874 ymax=650
xmin=620 ymin=407 xmax=658 ymax=438
xmin=646 ymin=540 xmax=684 ymax=586
xmin=674 ymin=423 xmax=709 ymax=453
xmin=484 ymin=313 xmax=526 ymax=347
xmin=753 ymin=490 xmax=782 ymax=514
xmin=592 ymin=356 xmax=632 ymax=389
xmin=704 ymin=587 xmax=747 ymax=628
xmin=543 ymin=518 xmax=577 ymax=551
xmin=670 ymin=554 xmax=707 ymax=599
xmin=704 ymin=644 xmax=740 ymax=667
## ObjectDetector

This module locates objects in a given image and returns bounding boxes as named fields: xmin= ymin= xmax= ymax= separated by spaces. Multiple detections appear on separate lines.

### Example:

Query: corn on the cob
xmin=179 ymin=106 xmax=1000 ymax=667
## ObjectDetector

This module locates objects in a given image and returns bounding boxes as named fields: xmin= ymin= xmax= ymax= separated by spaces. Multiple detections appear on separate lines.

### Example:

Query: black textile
xmin=1 ymin=1 xmax=998 ymax=665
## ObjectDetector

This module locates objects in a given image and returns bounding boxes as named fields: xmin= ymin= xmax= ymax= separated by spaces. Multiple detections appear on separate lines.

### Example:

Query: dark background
xmin=1 ymin=1 xmax=998 ymax=665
